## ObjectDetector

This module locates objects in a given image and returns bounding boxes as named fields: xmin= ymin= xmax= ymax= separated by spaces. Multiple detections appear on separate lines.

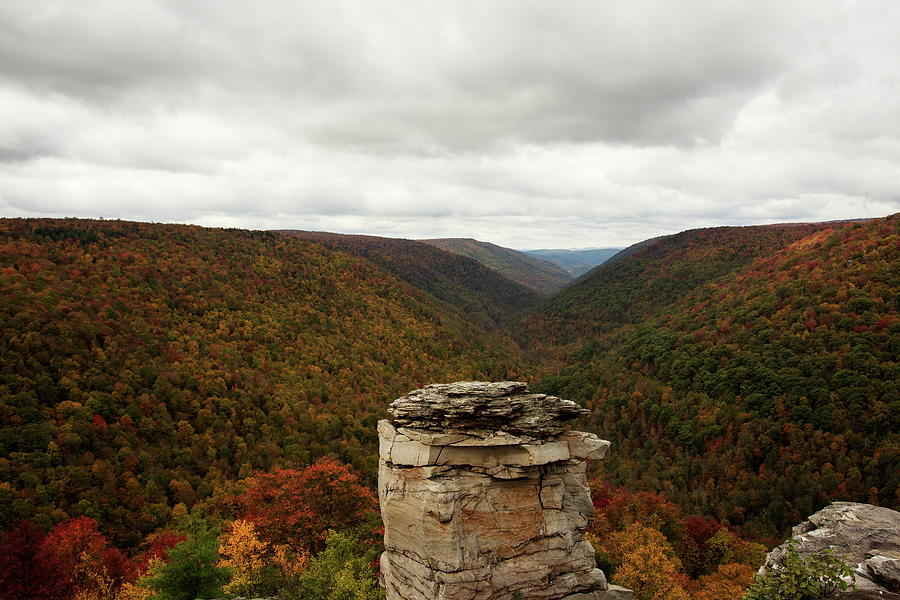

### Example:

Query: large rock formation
xmin=378 ymin=381 xmax=631 ymax=600
xmin=762 ymin=502 xmax=900 ymax=599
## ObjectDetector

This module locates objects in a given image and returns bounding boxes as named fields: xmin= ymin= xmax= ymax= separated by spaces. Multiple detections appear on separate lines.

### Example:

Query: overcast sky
xmin=1 ymin=1 xmax=898 ymax=248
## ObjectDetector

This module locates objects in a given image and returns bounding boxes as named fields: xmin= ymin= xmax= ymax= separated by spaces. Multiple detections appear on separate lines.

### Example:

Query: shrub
xmin=744 ymin=540 xmax=853 ymax=600
xmin=279 ymin=532 xmax=383 ymax=600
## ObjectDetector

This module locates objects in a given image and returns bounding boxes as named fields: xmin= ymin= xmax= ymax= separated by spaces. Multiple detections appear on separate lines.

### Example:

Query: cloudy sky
xmin=1 ymin=1 xmax=898 ymax=248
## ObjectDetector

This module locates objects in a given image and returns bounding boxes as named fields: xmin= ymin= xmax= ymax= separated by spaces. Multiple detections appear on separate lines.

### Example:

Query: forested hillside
xmin=0 ymin=218 xmax=525 ymax=546
xmin=278 ymin=231 xmax=542 ymax=325
xmin=420 ymin=237 xmax=572 ymax=295
xmin=527 ymin=216 xmax=899 ymax=536
xmin=526 ymin=223 xmax=835 ymax=344
xmin=1 ymin=215 xmax=896 ymax=599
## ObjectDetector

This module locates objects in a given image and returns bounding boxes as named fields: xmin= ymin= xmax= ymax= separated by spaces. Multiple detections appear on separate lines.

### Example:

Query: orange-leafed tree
xmin=599 ymin=522 xmax=690 ymax=600
xmin=237 ymin=458 xmax=377 ymax=553
xmin=591 ymin=484 xmax=687 ymax=546
xmin=693 ymin=562 xmax=756 ymax=600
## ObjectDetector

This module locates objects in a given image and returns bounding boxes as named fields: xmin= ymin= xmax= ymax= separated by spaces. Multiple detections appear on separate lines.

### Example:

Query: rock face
xmin=763 ymin=502 xmax=900 ymax=599
xmin=379 ymin=381 xmax=627 ymax=600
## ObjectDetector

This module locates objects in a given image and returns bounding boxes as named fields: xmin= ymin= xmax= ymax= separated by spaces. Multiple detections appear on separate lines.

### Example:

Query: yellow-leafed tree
xmin=218 ymin=519 xmax=270 ymax=596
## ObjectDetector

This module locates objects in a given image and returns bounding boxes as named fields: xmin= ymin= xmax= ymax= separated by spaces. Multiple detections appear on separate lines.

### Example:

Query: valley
xmin=523 ymin=216 xmax=899 ymax=536
xmin=0 ymin=214 xmax=896 ymax=598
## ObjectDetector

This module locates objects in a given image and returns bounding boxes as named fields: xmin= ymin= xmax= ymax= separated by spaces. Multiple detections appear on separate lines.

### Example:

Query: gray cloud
xmin=1 ymin=0 xmax=898 ymax=248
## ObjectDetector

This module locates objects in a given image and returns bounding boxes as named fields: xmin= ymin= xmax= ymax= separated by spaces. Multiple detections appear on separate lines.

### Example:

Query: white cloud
xmin=1 ymin=0 xmax=898 ymax=248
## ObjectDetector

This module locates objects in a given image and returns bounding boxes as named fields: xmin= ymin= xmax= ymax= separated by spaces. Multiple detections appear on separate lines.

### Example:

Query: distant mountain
xmin=0 ymin=218 xmax=526 ymax=543
xmin=279 ymin=231 xmax=542 ymax=326
xmin=522 ymin=247 xmax=623 ymax=277
xmin=419 ymin=238 xmax=572 ymax=295
xmin=525 ymin=216 xmax=899 ymax=536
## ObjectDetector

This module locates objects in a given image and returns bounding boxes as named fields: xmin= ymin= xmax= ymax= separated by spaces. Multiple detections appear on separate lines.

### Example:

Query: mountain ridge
xmin=277 ymin=230 xmax=542 ymax=327
xmin=420 ymin=237 xmax=572 ymax=295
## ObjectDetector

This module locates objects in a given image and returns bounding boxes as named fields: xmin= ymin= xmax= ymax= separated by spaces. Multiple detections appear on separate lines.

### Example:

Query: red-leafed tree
xmin=38 ymin=516 xmax=131 ymax=599
xmin=237 ymin=458 xmax=377 ymax=553
xmin=682 ymin=516 xmax=725 ymax=577
xmin=591 ymin=484 xmax=687 ymax=547
xmin=0 ymin=521 xmax=63 ymax=600
xmin=133 ymin=528 xmax=187 ymax=576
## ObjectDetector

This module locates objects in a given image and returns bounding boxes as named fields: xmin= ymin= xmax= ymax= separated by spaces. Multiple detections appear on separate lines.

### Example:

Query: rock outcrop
xmin=378 ymin=381 xmax=629 ymax=600
xmin=763 ymin=502 xmax=900 ymax=599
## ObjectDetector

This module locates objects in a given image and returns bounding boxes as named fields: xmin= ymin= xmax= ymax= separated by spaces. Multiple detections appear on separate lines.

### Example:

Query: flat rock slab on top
xmin=388 ymin=381 xmax=588 ymax=437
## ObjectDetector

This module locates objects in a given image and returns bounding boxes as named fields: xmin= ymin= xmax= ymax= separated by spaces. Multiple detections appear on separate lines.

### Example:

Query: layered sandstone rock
xmin=378 ymin=381 xmax=629 ymax=600
xmin=762 ymin=502 xmax=900 ymax=599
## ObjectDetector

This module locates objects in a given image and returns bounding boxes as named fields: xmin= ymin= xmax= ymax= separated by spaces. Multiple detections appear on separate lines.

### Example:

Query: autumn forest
xmin=0 ymin=215 xmax=897 ymax=599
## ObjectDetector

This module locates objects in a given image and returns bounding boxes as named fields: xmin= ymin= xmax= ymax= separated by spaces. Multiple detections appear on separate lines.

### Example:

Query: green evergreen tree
xmin=141 ymin=513 xmax=231 ymax=600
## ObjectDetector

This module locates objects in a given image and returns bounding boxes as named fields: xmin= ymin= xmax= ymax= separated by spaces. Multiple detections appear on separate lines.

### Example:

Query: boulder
xmin=594 ymin=585 xmax=634 ymax=600
xmin=762 ymin=502 xmax=900 ymax=598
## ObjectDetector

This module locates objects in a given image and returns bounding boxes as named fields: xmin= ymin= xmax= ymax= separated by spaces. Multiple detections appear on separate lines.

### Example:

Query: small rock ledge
xmin=763 ymin=502 xmax=900 ymax=599
xmin=378 ymin=381 xmax=631 ymax=600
